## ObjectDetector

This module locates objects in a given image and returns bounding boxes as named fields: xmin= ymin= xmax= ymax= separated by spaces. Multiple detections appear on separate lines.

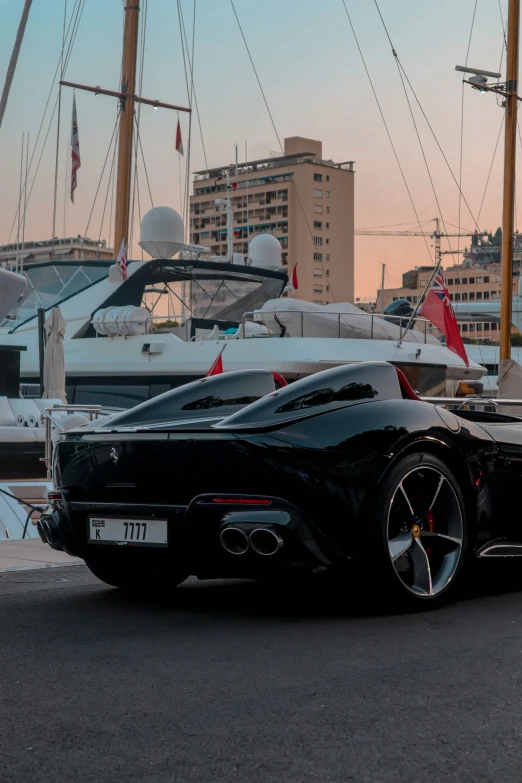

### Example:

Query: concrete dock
xmin=0 ymin=538 xmax=81 ymax=572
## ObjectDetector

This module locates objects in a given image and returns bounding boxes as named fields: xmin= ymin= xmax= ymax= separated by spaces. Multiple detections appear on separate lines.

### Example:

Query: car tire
xmin=85 ymin=559 xmax=189 ymax=592
xmin=363 ymin=451 xmax=469 ymax=611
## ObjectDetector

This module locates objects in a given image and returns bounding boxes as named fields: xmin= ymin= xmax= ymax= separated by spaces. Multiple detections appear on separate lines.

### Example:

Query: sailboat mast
xmin=500 ymin=0 xmax=520 ymax=362
xmin=113 ymin=1 xmax=140 ymax=256
xmin=0 ymin=0 xmax=33 ymax=133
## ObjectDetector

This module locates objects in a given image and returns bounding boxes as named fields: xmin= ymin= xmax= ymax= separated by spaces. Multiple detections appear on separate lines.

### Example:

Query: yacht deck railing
xmin=240 ymin=310 xmax=433 ymax=341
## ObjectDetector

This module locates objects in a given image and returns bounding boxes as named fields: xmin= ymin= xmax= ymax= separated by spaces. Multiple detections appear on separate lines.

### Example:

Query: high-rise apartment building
xmin=190 ymin=136 xmax=355 ymax=304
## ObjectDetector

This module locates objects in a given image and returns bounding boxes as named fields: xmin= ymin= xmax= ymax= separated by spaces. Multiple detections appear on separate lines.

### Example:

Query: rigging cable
xmin=230 ymin=0 xmax=336 ymax=299
xmin=79 ymin=111 xmax=120 ymax=250
xmin=340 ymin=0 xmax=433 ymax=263
xmin=177 ymin=1 xmax=209 ymax=173
xmin=129 ymin=0 xmax=148 ymax=254
xmin=477 ymin=115 xmax=504 ymax=224
xmin=7 ymin=0 xmax=84 ymax=243
xmin=370 ymin=6 xmax=483 ymax=235
xmin=97 ymin=125 xmax=119 ymax=246
xmin=456 ymin=1 xmax=478 ymax=264
xmin=372 ymin=0 xmax=458 ymax=266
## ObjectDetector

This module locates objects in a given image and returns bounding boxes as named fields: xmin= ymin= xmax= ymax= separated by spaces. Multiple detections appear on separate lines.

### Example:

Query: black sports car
xmin=40 ymin=361 xmax=522 ymax=610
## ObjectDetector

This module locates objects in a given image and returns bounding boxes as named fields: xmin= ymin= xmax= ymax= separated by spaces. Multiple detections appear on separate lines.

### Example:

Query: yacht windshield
xmin=0 ymin=262 xmax=110 ymax=330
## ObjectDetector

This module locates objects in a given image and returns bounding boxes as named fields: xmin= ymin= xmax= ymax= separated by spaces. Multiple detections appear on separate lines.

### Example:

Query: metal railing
xmin=41 ymin=405 xmax=121 ymax=480
xmin=240 ymin=310 xmax=433 ymax=341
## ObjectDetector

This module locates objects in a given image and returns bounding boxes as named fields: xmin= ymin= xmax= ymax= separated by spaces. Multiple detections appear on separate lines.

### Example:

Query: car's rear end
xmin=41 ymin=362 xmax=406 ymax=586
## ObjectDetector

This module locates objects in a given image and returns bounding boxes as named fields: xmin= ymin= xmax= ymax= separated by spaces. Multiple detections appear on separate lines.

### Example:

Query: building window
xmin=326 ymin=206 xmax=330 ymax=214
xmin=326 ymin=175 xmax=330 ymax=182
xmin=492 ymin=290 xmax=498 ymax=298
xmin=491 ymin=322 xmax=497 ymax=331
xmin=447 ymin=278 xmax=454 ymax=285
xmin=326 ymin=222 xmax=330 ymax=229
xmin=462 ymin=278 xmax=468 ymax=285
xmin=313 ymin=300 xmax=322 ymax=304
xmin=313 ymin=287 xmax=323 ymax=294
xmin=455 ymin=293 xmax=461 ymax=301
xmin=454 ymin=278 xmax=461 ymax=285
xmin=484 ymin=276 xmax=490 ymax=283
xmin=449 ymin=293 xmax=454 ymax=301
xmin=325 ymin=238 xmax=330 ymax=245
xmin=484 ymin=323 xmax=490 ymax=331
xmin=313 ymin=271 xmax=323 ymax=278
xmin=462 ymin=292 xmax=468 ymax=300
xmin=477 ymin=276 xmax=483 ymax=283
xmin=393 ymin=296 xmax=398 ymax=301
xmin=325 ymin=190 xmax=330 ymax=198
xmin=462 ymin=324 xmax=468 ymax=332
xmin=477 ymin=291 xmax=483 ymax=300
xmin=406 ymin=296 xmax=412 ymax=303
xmin=476 ymin=323 xmax=482 ymax=331
xmin=313 ymin=236 xmax=323 ymax=246
xmin=413 ymin=296 xmax=418 ymax=304
xmin=420 ymin=280 xmax=426 ymax=287
xmin=314 ymin=173 xmax=323 ymax=182
xmin=484 ymin=291 xmax=490 ymax=300
xmin=326 ymin=286 xmax=330 ymax=292
xmin=314 ymin=220 xmax=322 ymax=229
xmin=313 ymin=252 xmax=323 ymax=261
xmin=313 ymin=188 xmax=323 ymax=198
xmin=469 ymin=277 xmax=475 ymax=284
xmin=469 ymin=292 xmax=475 ymax=300
xmin=326 ymin=253 xmax=330 ymax=261
xmin=469 ymin=324 xmax=475 ymax=331
xmin=313 ymin=205 xmax=323 ymax=214
xmin=200 ymin=231 xmax=210 ymax=239
xmin=326 ymin=269 xmax=329 ymax=276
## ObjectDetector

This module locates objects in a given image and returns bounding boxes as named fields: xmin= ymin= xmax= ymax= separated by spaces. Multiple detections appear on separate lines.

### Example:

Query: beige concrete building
xmin=190 ymin=136 xmax=355 ymax=304
xmin=377 ymin=265 xmax=519 ymax=342
xmin=0 ymin=236 xmax=113 ymax=269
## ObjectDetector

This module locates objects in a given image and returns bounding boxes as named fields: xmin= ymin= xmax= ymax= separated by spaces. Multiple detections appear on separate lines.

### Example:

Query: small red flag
xmin=234 ymin=230 xmax=240 ymax=238
xmin=207 ymin=344 xmax=226 ymax=376
xmin=175 ymin=119 xmax=184 ymax=155
xmin=419 ymin=269 xmax=468 ymax=367
xmin=290 ymin=265 xmax=298 ymax=291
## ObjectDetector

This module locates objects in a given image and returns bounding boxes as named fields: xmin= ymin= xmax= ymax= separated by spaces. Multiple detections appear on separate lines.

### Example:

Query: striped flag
xmin=175 ymin=119 xmax=184 ymax=155
xmin=116 ymin=238 xmax=127 ymax=281
xmin=70 ymin=95 xmax=81 ymax=204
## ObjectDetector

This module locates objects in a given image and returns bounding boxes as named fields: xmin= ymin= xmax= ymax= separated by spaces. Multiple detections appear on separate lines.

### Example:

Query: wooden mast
xmin=500 ymin=0 xmax=520 ymax=361
xmin=113 ymin=1 xmax=140 ymax=257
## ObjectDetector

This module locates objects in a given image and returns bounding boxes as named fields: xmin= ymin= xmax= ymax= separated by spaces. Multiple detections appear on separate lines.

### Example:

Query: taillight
xmin=47 ymin=490 xmax=63 ymax=508
xmin=211 ymin=498 xmax=271 ymax=505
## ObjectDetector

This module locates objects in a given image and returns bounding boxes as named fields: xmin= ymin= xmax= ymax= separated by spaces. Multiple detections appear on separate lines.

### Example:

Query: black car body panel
xmin=46 ymin=362 xmax=522 ymax=589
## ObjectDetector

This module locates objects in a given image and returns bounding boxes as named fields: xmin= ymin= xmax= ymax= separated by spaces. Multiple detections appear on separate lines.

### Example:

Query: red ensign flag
xmin=419 ymin=269 xmax=469 ymax=367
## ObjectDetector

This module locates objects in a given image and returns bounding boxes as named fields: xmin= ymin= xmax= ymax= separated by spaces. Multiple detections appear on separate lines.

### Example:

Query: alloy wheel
xmin=387 ymin=465 xmax=463 ymax=598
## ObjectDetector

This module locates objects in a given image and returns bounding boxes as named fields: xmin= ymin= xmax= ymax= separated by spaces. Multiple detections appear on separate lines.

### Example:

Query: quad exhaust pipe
xmin=220 ymin=526 xmax=283 ymax=556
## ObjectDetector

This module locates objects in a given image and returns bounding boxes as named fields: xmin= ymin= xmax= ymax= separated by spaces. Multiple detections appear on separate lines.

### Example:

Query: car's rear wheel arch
xmin=383 ymin=436 xmax=476 ymax=533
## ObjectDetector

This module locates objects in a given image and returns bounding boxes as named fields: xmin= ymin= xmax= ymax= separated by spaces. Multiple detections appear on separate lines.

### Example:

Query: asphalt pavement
xmin=2 ymin=563 xmax=522 ymax=783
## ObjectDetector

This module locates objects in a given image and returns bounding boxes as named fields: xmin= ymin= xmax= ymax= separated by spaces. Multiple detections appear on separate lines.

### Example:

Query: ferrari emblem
xmin=110 ymin=447 xmax=119 ymax=465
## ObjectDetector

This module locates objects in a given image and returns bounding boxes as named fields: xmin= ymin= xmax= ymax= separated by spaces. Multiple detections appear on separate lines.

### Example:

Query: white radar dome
xmin=139 ymin=206 xmax=185 ymax=259
xmin=248 ymin=233 xmax=282 ymax=270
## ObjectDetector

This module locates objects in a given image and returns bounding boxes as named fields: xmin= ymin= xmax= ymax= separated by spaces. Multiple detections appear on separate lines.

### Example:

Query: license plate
xmin=88 ymin=517 xmax=168 ymax=547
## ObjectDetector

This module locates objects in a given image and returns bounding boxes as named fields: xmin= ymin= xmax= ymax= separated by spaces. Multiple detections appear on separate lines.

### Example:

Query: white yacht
xmin=0 ymin=209 xmax=485 ymax=408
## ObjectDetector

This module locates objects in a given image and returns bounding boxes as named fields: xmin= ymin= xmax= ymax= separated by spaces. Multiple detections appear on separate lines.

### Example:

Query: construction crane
xmin=354 ymin=218 xmax=485 ymax=266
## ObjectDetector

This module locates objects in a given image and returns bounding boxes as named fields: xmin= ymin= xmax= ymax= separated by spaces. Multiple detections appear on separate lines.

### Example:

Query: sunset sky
xmin=0 ymin=0 xmax=514 ymax=299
